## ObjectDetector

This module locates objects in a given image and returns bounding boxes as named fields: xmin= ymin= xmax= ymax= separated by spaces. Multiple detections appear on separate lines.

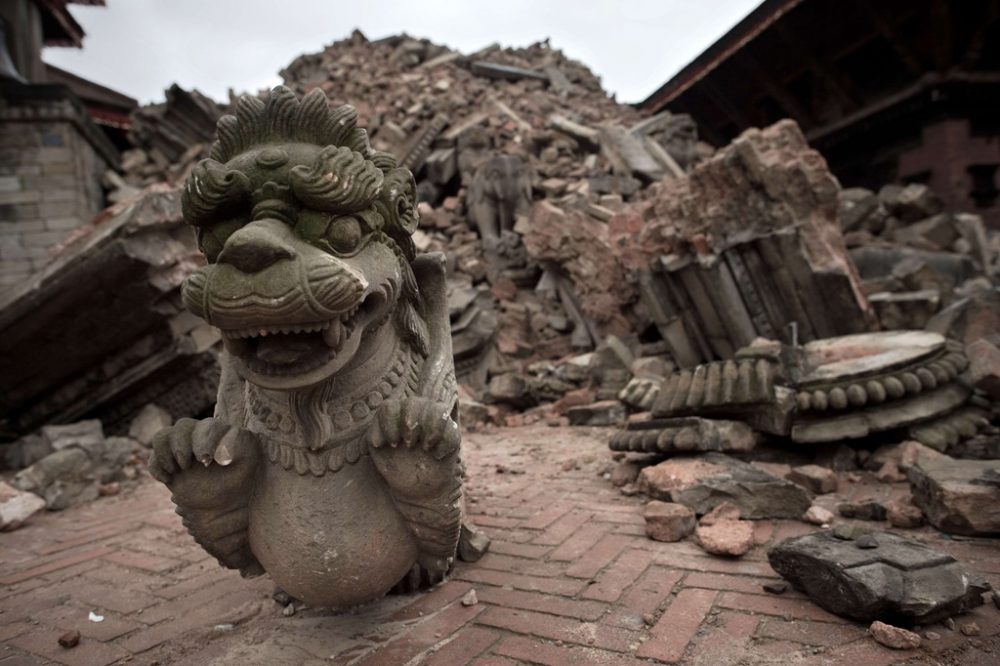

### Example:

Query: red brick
xmin=141 ymin=512 xmax=183 ymax=530
xmin=455 ymin=567 xmax=586 ymax=596
xmin=8 ymin=628 xmax=130 ymax=666
xmin=476 ymin=607 xmax=638 ymax=653
xmin=423 ymin=626 xmax=501 ymax=665
xmin=391 ymin=580 xmax=473 ymax=621
xmin=37 ymin=559 xmax=103 ymax=583
xmin=36 ymin=522 xmax=137 ymax=556
xmin=0 ymin=584 xmax=66 ymax=623
xmin=43 ymin=605 xmax=143 ymax=642
xmin=355 ymin=602 xmax=485 ymax=666
xmin=548 ymin=522 xmax=610 ymax=561
xmin=116 ymin=587 xmax=262 ymax=653
xmin=475 ymin=585 xmax=607 ymax=620
xmin=819 ymin=639 xmax=917 ymax=666
xmin=137 ymin=577 xmax=249 ymax=624
xmin=753 ymin=520 xmax=775 ymax=545
xmin=520 ymin=502 xmax=574 ymax=530
xmin=687 ymin=611 xmax=759 ymax=663
xmin=487 ymin=540 xmax=550 ymax=559
xmin=476 ymin=553 xmax=564 ymax=577
xmin=492 ymin=635 xmax=636 ymax=666
xmin=57 ymin=577 xmax=161 ymax=615
xmin=531 ymin=510 xmax=594 ymax=546
xmin=581 ymin=548 xmax=653 ymax=602
xmin=0 ymin=547 xmax=115 ymax=585
xmin=467 ymin=515 xmax=521 ymax=529
xmin=757 ymin=618 xmax=867 ymax=647
xmin=565 ymin=534 xmax=631 ymax=579
xmin=470 ymin=657 xmax=520 ymax=666
xmin=0 ymin=577 xmax=49 ymax=601
xmin=0 ymin=653 xmax=49 ymax=666
xmin=717 ymin=591 xmax=848 ymax=623
xmin=652 ymin=551 xmax=776 ymax=576
xmin=101 ymin=549 xmax=183 ymax=573
xmin=619 ymin=566 xmax=683 ymax=617
xmin=151 ymin=569 xmax=221 ymax=600
xmin=590 ymin=511 xmax=645 ymax=526
xmin=0 ymin=622 xmax=31 ymax=641
xmin=636 ymin=587 xmax=717 ymax=662
xmin=684 ymin=572 xmax=790 ymax=595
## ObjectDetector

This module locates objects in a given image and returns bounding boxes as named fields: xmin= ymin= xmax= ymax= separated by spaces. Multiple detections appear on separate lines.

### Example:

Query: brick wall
xmin=0 ymin=89 xmax=116 ymax=288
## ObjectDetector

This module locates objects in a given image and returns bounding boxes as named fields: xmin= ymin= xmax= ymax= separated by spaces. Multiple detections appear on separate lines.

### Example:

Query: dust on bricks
xmin=1 ymin=425 xmax=997 ymax=664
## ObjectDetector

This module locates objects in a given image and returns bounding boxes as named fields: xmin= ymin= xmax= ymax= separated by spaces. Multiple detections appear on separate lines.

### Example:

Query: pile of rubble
xmin=0 ymin=417 xmax=155 ymax=529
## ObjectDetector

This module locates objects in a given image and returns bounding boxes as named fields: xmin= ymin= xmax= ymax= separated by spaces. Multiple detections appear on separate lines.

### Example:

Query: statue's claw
xmin=367 ymin=397 xmax=460 ymax=459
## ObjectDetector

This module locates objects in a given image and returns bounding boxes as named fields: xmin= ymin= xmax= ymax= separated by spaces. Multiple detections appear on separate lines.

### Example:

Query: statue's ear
xmin=381 ymin=166 xmax=419 ymax=238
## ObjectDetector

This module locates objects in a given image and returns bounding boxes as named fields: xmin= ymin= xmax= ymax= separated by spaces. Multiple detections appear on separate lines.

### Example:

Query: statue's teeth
xmin=323 ymin=320 xmax=344 ymax=349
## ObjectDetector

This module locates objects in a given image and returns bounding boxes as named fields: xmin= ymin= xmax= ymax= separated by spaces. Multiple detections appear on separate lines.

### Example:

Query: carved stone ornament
xmin=148 ymin=86 xmax=485 ymax=608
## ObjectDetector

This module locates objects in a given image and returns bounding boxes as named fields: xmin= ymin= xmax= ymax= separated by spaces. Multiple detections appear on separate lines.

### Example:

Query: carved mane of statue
xmin=149 ymin=86 xmax=480 ymax=607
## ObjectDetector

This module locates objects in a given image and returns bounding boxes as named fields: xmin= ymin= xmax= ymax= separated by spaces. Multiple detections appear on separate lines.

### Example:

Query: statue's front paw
xmin=366 ymin=398 xmax=460 ymax=459
xmin=148 ymin=418 xmax=260 ymax=508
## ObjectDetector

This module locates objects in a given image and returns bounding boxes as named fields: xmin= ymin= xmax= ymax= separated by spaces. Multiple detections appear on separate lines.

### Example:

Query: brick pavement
xmin=1 ymin=424 xmax=998 ymax=665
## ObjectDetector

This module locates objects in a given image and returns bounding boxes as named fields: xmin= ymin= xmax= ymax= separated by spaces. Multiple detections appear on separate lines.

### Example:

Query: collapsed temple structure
xmin=1 ymin=9 xmax=999 ymax=656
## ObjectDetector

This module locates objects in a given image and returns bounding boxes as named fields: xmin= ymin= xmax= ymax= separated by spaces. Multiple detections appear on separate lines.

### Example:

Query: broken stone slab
xmin=636 ymin=452 xmax=811 ymax=519
xmin=907 ymin=455 xmax=1000 ymax=536
xmin=566 ymin=400 xmax=626 ymax=427
xmin=966 ymin=338 xmax=1000 ymax=400
xmin=803 ymin=504 xmax=835 ymax=526
xmin=786 ymin=464 xmax=838 ymax=494
xmin=838 ymin=500 xmax=888 ymax=522
xmin=469 ymin=60 xmax=548 ymax=83
xmin=609 ymin=417 xmax=756 ymax=455
xmin=869 ymin=621 xmax=921 ymax=650
xmin=598 ymin=124 xmax=664 ymax=182
xmin=610 ymin=461 xmax=641 ymax=487
xmin=2 ymin=432 xmax=52 ymax=470
xmin=0 ymin=480 xmax=46 ymax=530
xmin=695 ymin=502 xmax=754 ymax=557
xmin=127 ymin=403 xmax=173 ymax=447
xmin=14 ymin=447 xmax=96 ymax=511
xmin=644 ymin=500 xmax=695 ymax=542
xmin=41 ymin=420 xmax=104 ymax=453
xmin=768 ymin=530 xmax=990 ymax=624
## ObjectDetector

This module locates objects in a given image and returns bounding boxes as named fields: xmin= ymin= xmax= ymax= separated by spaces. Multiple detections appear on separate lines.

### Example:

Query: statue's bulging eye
xmin=327 ymin=216 xmax=362 ymax=254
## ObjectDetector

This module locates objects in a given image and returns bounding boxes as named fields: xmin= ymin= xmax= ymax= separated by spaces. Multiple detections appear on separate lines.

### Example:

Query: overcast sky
xmin=42 ymin=0 xmax=762 ymax=106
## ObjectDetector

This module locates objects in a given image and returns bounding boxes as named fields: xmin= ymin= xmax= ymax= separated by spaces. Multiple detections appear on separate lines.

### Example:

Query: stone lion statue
xmin=148 ymin=86 xmax=481 ymax=608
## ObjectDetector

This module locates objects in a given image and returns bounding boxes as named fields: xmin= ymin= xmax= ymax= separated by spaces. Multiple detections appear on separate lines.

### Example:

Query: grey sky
xmin=43 ymin=0 xmax=762 ymax=106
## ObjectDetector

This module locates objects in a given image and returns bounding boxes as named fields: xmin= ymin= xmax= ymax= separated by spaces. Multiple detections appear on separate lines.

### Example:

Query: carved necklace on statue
xmin=244 ymin=340 xmax=420 ymax=477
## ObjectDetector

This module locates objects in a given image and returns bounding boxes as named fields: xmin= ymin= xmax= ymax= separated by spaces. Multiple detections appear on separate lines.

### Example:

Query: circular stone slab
xmin=797 ymin=331 xmax=945 ymax=387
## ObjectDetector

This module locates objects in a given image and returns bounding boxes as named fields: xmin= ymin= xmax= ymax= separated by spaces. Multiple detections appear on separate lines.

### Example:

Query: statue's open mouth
xmin=220 ymin=308 xmax=357 ymax=377
xmin=217 ymin=289 xmax=386 ymax=381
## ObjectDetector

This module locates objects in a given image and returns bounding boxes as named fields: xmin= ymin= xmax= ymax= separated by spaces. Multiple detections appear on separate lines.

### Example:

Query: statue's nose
xmin=217 ymin=220 xmax=296 ymax=273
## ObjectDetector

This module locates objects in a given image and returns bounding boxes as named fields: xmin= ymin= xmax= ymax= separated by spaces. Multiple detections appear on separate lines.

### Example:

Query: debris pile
xmin=0 ymin=187 xmax=220 ymax=442
xmin=119 ymin=84 xmax=226 ymax=191
xmin=5 ymin=418 xmax=147 ymax=521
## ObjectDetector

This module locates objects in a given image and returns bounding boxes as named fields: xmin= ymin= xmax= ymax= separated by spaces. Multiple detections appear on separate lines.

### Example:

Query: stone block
xmin=0 ymin=481 xmax=46 ymax=530
xmin=768 ymin=530 xmax=988 ymax=624
xmin=966 ymin=338 xmax=1000 ymax=399
xmin=128 ymin=404 xmax=173 ymax=447
xmin=644 ymin=500 xmax=695 ymax=542
xmin=694 ymin=501 xmax=754 ymax=557
xmin=566 ymin=400 xmax=626 ymax=426
xmin=907 ymin=456 xmax=1000 ymax=535
xmin=637 ymin=452 xmax=811 ymax=519
xmin=786 ymin=464 xmax=838 ymax=494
